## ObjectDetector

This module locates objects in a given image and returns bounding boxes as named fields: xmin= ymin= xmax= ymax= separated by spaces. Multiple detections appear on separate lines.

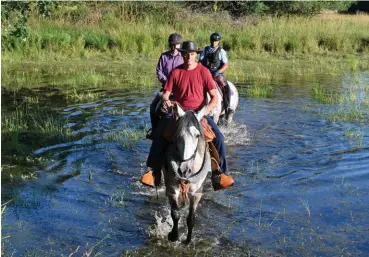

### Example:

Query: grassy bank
xmin=2 ymin=3 xmax=369 ymax=90
xmin=3 ymin=4 xmax=369 ymax=61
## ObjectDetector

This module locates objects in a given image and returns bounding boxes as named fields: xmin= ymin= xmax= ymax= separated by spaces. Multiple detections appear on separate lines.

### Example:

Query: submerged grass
xmin=66 ymin=88 xmax=104 ymax=102
xmin=312 ymin=82 xmax=341 ymax=104
xmin=328 ymin=107 xmax=366 ymax=123
xmin=103 ymin=128 xmax=145 ymax=149
xmin=245 ymin=84 xmax=274 ymax=98
xmin=343 ymin=128 xmax=364 ymax=148
xmin=1 ymin=108 xmax=71 ymax=138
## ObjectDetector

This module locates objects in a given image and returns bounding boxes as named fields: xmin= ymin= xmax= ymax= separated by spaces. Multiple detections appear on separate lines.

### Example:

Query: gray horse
xmin=207 ymin=81 xmax=239 ymax=125
xmin=163 ymin=104 xmax=211 ymax=244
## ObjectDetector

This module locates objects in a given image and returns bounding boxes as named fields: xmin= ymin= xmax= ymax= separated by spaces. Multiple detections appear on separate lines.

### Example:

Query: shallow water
xmin=2 ymin=72 xmax=369 ymax=256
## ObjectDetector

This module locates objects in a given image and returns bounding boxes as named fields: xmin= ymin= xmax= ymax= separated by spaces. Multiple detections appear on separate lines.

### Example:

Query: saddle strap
xmin=201 ymin=118 xmax=216 ymax=142
xmin=208 ymin=141 xmax=221 ymax=172
xmin=179 ymin=179 xmax=190 ymax=206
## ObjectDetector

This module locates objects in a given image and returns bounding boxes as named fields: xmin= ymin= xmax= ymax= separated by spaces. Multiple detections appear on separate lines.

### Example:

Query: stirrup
xmin=146 ymin=128 xmax=154 ymax=140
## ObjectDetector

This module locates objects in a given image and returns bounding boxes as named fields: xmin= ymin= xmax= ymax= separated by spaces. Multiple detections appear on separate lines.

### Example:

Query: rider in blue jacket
xmin=200 ymin=32 xmax=232 ymax=118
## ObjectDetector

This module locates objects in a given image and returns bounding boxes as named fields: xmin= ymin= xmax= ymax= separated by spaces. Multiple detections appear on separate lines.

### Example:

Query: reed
xmin=103 ymin=128 xmax=145 ymax=148
xmin=245 ymin=84 xmax=274 ymax=98
xmin=66 ymin=88 xmax=104 ymax=102
xmin=311 ymin=82 xmax=340 ymax=104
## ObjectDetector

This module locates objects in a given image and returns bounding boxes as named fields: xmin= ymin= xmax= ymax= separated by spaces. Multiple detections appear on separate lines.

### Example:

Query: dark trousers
xmin=205 ymin=116 xmax=229 ymax=175
xmin=213 ymin=73 xmax=230 ymax=111
xmin=146 ymin=115 xmax=172 ymax=172
xmin=149 ymin=93 xmax=161 ymax=132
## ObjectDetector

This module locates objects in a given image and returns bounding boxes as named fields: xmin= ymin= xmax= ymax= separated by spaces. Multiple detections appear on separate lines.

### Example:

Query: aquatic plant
xmin=246 ymin=84 xmax=274 ymax=98
xmin=311 ymin=82 xmax=340 ymax=104
xmin=109 ymin=189 xmax=125 ymax=207
xmin=343 ymin=128 xmax=363 ymax=148
xmin=66 ymin=88 xmax=104 ymax=102
xmin=103 ymin=128 xmax=145 ymax=149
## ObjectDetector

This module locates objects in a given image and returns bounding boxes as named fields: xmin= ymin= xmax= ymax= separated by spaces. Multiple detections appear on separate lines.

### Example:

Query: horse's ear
xmin=177 ymin=104 xmax=186 ymax=118
xmin=196 ymin=105 xmax=207 ymax=121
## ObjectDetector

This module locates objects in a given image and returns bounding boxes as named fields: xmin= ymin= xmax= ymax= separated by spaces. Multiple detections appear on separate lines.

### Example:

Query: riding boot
xmin=211 ymin=170 xmax=235 ymax=191
xmin=140 ymin=168 xmax=161 ymax=187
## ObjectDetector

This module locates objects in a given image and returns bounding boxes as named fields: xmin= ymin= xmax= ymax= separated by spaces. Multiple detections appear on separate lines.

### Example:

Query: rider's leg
xmin=204 ymin=116 xmax=234 ymax=190
xmin=141 ymin=117 xmax=171 ymax=187
xmin=148 ymin=93 xmax=161 ymax=139
xmin=214 ymin=74 xmax=231 ymax=114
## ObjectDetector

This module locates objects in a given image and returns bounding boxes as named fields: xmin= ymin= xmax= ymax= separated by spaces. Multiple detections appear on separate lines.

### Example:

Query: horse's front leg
xmin=168 ymin=194 xmax=180 ymax=242
xmin=226 ymin=110 xmax=234 ymax=125
xmin=185 ymin=193 xmax=202 ymax=244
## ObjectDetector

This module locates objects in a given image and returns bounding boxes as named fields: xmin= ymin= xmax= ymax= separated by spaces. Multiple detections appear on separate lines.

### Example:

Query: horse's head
xmin=172 ymin=104 xmax=207 ymax=163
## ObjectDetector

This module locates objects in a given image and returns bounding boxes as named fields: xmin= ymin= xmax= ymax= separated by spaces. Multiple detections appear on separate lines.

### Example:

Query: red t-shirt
xmin=164 ymin=63 xmax=216 ymax=111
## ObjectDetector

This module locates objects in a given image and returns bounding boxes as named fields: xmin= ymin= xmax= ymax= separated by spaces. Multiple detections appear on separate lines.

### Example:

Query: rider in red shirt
xmin=141 ymin=41 xmax=234 ymax=191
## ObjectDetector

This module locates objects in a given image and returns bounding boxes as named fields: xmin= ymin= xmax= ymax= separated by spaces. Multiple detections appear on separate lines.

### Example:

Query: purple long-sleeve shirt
xmin=156 ymin=50 xmax=184 ymax=87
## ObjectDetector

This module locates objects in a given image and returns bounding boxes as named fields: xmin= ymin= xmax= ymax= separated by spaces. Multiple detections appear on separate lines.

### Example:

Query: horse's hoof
xmin=183 ymin=238 xmax=191 ymax=245
xmin=168 ymin=231 xmax=178 ymax=242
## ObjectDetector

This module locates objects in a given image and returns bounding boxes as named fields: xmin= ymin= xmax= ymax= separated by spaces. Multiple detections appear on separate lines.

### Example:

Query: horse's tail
xmin=178 ymin=179 xmax=190 ymax=206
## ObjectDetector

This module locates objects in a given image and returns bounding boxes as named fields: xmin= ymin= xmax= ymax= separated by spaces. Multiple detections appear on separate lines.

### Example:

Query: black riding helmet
xmin=168 ymin=33 xmax=183 ymax=45
xmin=210 ymin=32 xmax=221 ymax=42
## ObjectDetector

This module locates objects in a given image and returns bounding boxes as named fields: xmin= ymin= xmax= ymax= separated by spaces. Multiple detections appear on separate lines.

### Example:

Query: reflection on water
xmin=2 ymin=73 xmax=369 ymax=256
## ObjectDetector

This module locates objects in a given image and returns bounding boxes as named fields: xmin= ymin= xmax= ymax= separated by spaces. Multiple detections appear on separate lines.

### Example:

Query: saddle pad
xmin=201 ymin=118 xmax=216 ymax=142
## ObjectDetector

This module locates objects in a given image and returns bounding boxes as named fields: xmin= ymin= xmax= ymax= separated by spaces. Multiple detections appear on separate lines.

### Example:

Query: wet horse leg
xmin=168 ymin=195 xmax=180 ymax=242
xmin=185 ymin=193 xmax=202 ymax=244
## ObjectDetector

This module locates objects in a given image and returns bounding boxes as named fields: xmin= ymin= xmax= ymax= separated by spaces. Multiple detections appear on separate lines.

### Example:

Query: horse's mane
xmin=173 ymin=111 xmax=204 ymax=140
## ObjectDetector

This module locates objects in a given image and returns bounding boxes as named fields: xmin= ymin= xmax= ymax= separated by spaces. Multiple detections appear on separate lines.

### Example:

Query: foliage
xmin=1 ymin=1 xmax=368 ymax=61
xmin=186 ymin=1 xmax=355 ymax=17
xmin=1 ymin=1 xmax=30 ymax=50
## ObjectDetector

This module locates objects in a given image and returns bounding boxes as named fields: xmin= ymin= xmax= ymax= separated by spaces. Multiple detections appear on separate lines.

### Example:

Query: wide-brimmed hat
xmin=178 ymin=41 xmax=202 ymax=53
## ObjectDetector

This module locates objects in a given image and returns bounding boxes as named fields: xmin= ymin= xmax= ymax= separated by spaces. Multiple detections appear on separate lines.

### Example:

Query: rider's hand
xmin=163 ymin=100 xmax=172 ymax=109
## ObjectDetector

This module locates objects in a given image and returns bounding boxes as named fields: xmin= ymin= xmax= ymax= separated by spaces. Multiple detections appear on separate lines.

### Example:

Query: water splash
xmin=220 ymin=123 xmax=250 ymax=146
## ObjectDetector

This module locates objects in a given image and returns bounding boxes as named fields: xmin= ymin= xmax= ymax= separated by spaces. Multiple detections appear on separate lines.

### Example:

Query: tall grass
xmin=1 ymin=108 xmax=72 ymax=139
xmin=245 ymin=84 xmax=274 ymax=98
xmin=2 ymin=3 xmax=369 ymax=62
xmin=2 ymin=4 xmax=369 ymax=90
xmin=311 ymin=82 xmax=340 ymax=104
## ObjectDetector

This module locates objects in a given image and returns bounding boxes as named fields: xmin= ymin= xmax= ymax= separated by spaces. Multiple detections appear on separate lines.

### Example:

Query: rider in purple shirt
xmin=147 ymin=33 xmax=184 ymax=139
xmin=156 ymin=46 xmax=184 ymax=87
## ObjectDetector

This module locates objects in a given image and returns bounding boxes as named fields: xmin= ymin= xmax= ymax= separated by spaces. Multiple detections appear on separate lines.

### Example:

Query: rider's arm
xmin=199 ymin=48 xmax=205 ymax=61
xmin=161 ymin=90 xmax=172 ymax=108
xmin=218 ymin=49 xmax=229 ymax=74
xmin=156 ymin=54 xmax=167 ymax=86
xmin=218 ymin=62 xmax=229 ymax=74
xmin=162 ymin=90 xmax=171 ymax=101
xmin=205 ymin=88 xmax=218 ymax=116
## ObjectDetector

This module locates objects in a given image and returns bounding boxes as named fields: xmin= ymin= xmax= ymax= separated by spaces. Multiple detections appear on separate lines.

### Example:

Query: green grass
xmin=2 ymin=108 xmax=71 ymax=138
xmin=312 ymin=82 xmax=341 ymax=104
xmin=328 ymin=107 xmax=366 ymax=123
xmin=343 ymin=128 xmax=363 ymax=148
xmin=66 ymin=88 xmax=104 ymax=102
xmin=103 ymin=128 xmax=145 ymax=148
xmin=2 ymin=5 xmax=369 ymax=69
xmin=245 ymin=84 xmax=274 ymax=98
xmin=63 ymin=71 xmax=106 ymax=87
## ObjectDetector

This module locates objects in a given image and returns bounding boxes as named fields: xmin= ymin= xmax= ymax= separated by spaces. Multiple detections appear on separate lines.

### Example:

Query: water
xmin=2 ymin=73 xmax=369 ymax=256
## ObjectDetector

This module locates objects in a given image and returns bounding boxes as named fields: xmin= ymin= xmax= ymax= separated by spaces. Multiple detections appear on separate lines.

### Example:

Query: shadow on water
xmin=2 ymin=72 xmax=369 ymax=256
